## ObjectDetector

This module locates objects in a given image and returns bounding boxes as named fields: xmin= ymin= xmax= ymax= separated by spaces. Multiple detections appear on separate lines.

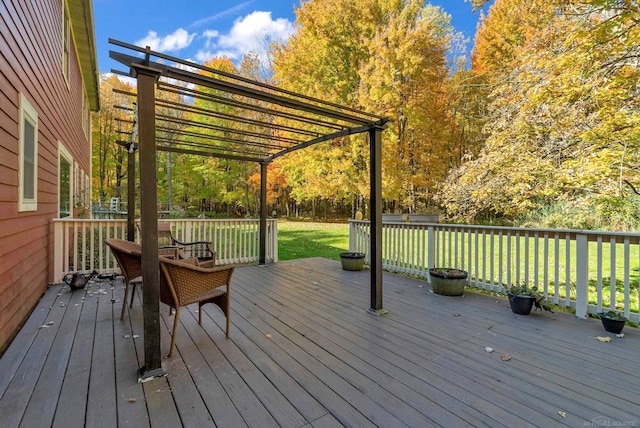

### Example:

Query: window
xmin=58 ymin=143 xmax=72 ymax=218
xmin=19 ymin=94 xmax=38 ymax=212
xmin=62 ymin=2 xmax=70 ymax=85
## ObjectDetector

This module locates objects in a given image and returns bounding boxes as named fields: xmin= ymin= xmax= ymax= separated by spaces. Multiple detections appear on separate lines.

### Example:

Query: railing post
xmin=427 ymin=226 xmax=435 ymax=280
xmin=271 ymin=219 xmax=278 ymax=262
xmin=184 ymin=220 xmax=193 ymax=242
xmin=259 ymin=162 xmax=268 ymax=265
xmin=349 ymin=220 xmax=356 ymax=252
xmin=576 ymin=233 xmax=589 ymax=319
xmin=53 ymin=220 xmax=64 ymax=282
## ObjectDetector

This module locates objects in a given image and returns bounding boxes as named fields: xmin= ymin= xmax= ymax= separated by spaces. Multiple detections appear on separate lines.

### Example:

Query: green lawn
xmin=277 ymin=220 xmax=349 ymax=261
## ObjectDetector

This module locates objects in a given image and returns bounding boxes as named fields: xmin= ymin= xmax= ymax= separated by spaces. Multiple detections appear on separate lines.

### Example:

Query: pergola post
xmin=368 ymin=126 xmax=386 ymax=316
xmin=259 ymin=162 xmax=268 ymax=265
xmin=132 ymin=63 xmax=166 ymax=381
xmin=126 ymin=147 xmax=136 ymax=242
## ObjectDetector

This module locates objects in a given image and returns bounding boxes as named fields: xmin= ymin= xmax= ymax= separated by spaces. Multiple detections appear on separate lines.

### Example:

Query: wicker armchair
xmin=105 ymin=239 xmax=143 ymax=320
xmin=158 ymin=222 xmax=216 ymax=263
xmin=159 ymin=257 xmax=234 ymax=357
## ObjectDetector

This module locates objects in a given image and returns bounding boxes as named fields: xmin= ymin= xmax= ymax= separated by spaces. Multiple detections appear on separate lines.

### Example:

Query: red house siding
xmin=0 ymin=0 xmax=98 ymax=354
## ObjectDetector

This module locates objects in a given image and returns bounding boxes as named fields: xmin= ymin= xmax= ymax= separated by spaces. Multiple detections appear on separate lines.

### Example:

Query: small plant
xmin=505 ymin=283 xmax=553 ymax=312
xmin=429 ymin=267 xmax=468 ymax=279
xmin=598 ymin=310 xmax=628 ymax=334
xmin=599 ymin=310 xmax=626 ymax=320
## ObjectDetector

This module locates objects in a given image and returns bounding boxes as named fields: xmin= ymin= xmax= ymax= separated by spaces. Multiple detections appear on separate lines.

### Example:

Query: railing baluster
xmin=543 ymin=233 xmax=549 ymax=298
xmin=554 ymin=233 xmax=560 ymax=305
xmin=498 ymin=231 xmax=503 ymax=288
xmin=596 ymin=236 xmax=603 ymax=312
xmin=489 ymin=231 xmax=495 ymax=290
xmin=610 ymin=237 xmax=616 ymax=311
xmin=533 ymin=231 xmax=539 ymax=289
xmin=624 ymin=237 xmax=630 ymax=317
xmin=576 ymin=233 xmax=589 ymax=318
xmin=506 ymin=232 xmax=512 ymax=287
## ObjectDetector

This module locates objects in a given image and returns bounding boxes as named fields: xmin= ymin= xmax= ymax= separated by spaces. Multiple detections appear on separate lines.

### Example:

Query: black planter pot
xmin=428 ymin=268 xmax=468 ymax=296
xmin=340 ymin=252 xmax=365 ymax=271
xmin=508 ymin=293 xmax=535 ymax=315
xmin=598 ymin=312 xmax=627 ymax=334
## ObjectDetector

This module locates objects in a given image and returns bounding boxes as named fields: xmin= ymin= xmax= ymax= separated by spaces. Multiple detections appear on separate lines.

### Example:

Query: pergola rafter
xmin=108 ymin=38 xmax=389 ymax=381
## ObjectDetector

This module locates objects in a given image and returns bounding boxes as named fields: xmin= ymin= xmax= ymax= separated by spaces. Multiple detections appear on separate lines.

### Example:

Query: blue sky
xmin=94 ymin=0 xmax=488 ymax=74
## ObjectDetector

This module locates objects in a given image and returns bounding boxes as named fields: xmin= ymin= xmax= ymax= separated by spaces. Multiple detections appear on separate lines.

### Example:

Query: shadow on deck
xmin=1 ymin=257 xmax=639 ymax=427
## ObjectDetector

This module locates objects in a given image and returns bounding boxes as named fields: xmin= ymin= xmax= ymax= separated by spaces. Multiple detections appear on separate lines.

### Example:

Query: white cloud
xmin=195 ymin=11 xmax=294 ymax=65
xmin=135 ymin=28 xmax=196 ymax=52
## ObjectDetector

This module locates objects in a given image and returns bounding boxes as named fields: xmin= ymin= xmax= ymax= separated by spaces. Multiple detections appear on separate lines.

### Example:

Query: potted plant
xmin=428 ymin=268 xmax=468 ymax=296
xmin=505 ymin=283 xmax=553 ymax=315
xmin=340 ymin=252 xmax=365 ymax=271
xmin=597 ymin=310 xmax=627 ymax=334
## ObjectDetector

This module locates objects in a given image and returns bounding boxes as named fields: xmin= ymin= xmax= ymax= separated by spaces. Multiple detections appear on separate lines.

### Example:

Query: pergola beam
xmin=109 ymin=38 xmax=384 ymax=120
xmin=157 ymin=82 xmax=345 ymax=132
xmin=110 ymin=50 xmax=380 ymax=126
xmin=157 ymin=144 xmax=264 ymax=163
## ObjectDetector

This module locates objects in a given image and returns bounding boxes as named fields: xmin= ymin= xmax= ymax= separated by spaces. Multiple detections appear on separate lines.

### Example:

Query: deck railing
xmin=53 ymin=218 xmax=278 ymax=283
xmin=349 ymin=220 xmax=640 ymax=322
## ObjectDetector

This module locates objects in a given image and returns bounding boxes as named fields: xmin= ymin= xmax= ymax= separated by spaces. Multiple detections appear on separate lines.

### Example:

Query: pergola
xmin=109 ymin=39 xmax=389 ymax=380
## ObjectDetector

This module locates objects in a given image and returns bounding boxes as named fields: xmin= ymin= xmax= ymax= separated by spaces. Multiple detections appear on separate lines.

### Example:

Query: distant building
xmin=0 ymin=0 xmax=99 ymax=353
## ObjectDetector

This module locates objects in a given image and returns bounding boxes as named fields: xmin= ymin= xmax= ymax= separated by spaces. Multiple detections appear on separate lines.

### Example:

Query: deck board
xmin=0 ymin=286 xmax=72 ymax=427
xmin=20 ymin=288 xmax=83 ymax=427
xmin=52 ymin=284 xmax=98 ymax=428
xmin=85 ymin=280 xmax=118 ymax=428
xmin=1 ymin=257 xmax=639 ymax=427
xmin=115 ymin=289 xmax=150 ymax=428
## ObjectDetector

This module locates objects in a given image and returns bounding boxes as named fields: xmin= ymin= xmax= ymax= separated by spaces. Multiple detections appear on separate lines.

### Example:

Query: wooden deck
xmin=1 ymin=257 xmax=639 ymax=427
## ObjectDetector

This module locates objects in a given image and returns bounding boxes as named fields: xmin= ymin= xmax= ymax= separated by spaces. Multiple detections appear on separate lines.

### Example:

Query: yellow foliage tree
xmin=272 ymin=0 xmax=460 ymax=213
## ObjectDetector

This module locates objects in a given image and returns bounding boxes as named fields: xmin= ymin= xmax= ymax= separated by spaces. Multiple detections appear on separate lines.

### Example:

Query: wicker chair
xmin=105 ymin=238 xmax=143 ymax=320
xmin=157 ymin=222 xmax=216 ymax=263
xmin=159 ymin=257 xmax=234 ymax=357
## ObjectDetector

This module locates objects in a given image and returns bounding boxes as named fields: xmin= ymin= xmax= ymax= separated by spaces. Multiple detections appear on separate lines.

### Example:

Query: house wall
xmin=0 ymin=0 xmax=93 ymax=354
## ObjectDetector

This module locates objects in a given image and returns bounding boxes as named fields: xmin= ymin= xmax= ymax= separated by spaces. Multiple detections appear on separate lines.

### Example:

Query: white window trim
xmin=19 ymin=93 xmax=38 ymax=212
xmin=85 ymin=172 xmax=91 ymax=207
xmin=81 ymin=86 xmax=89 ymax=138
xmin=61 ymin=0 xmax=70 ymax=87
xmin=58 ymin=142 xmax=73 ymax=218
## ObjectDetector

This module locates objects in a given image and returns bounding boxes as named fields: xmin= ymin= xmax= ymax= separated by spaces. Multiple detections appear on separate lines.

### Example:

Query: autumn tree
xmin=272 ymin=0 xmax=460 ymax=214
xmin=437 ymin=0 xmax=640 ymax=228
xmin=92 ymin=73 xmax=134 ymax=204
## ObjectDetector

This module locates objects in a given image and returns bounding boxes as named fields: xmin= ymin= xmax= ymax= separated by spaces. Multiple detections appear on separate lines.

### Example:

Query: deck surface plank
xmin=113 ymin=280 xmax=150 ymax=428
xmin=52 ymin=283 xmax=99 ymax=428
xmin=1 ymin=257 xmax=639 ymax=428
xmin=85 ymin=279 xmax=118 ymax=428
xmin=0 ymin=285 xmax=72 ymax=427
xmin=20 ymin=286 xmax=84 ymax=427
xmin=158 ymin=311 xmax=218 ymax=428
xmin=0 ymin=284 xmax=58 ymax=394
